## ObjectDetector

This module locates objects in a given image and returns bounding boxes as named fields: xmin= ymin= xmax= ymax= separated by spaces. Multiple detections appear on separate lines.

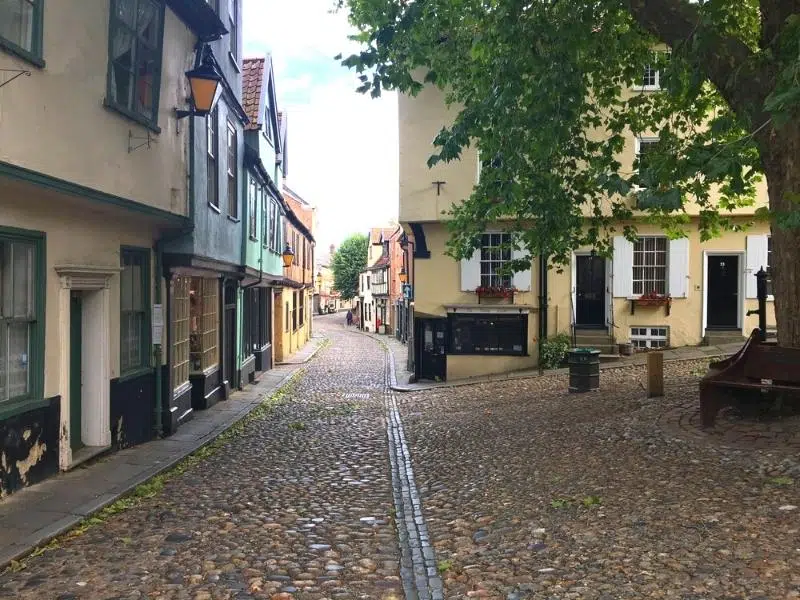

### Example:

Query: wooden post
xmin=647 ymin=352 xmax=664 ymax=397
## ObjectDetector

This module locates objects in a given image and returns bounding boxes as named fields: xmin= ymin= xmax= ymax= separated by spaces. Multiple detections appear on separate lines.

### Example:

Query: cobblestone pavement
xmin=399 ymin=359 xmax=800 ymax=600
xmin=0 ymin=314 xmax=403 ymax=600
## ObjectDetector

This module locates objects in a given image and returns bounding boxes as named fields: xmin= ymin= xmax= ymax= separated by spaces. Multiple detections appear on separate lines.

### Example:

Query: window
xmin=480 ymin=233 xmax=512 ymax=288
xmin=207 ymin=107 xmax=219 ymax=208
xmin=227 ymin=0 xmax=237 ymax=62
xmin=172 ymin=276 xmax=190 ymax=389
xmin=247 ymin=176 xmax=257 ymax=239
xmin=0 ymin=0 xmax=43 ymax=62
xmin=268 ymin=199 xmax=281 ymax=252
xmin=106 ymin=0 xmax=165 ymax=127
xmin=292 ymin=291 xmax=298 ymax=330
xmin=0 ymin=235 xmax=41 ymax=403
xmin=258 ymin=288 xmax=270 ymax=346
xmin=299 ymin=291 xmax=305 ymax=327
xmin=637 ymin=52 xmax=669 ymax=90
xmin=261 ymin=189 xmax=268 ymax=248
xmin=635 ymin=137 xmax=659 ymax=171
xmin=366 ymin=275 xmax=370 ymax=289
xmin=285 ymin=301 xmax=290 ymax=332
xmin=120 ymin=248 xmax=150 ymax=374
xmin=449 ymin=313 xmax=527 ymax=356
xmin=189 ymin=278 xmax=218 ymax=371
xmin=227 ymin=120 xmax=238 ymax=218
xmin=632 ymin=237 xmax=667 ymax=295
xmin=630 ymin=327 xmax=668 ymax=349
xmin=242 ymin=288 xmax=254 ymax=357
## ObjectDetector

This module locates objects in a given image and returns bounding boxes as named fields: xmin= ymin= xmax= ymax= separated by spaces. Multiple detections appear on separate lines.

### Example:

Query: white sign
xmin=152 ymin=304 xmax=164 ymax=345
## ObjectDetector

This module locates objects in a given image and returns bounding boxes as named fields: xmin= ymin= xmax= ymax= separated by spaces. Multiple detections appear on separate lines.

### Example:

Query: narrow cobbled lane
xmin=0 ymin=314 xmax=404 ymax=600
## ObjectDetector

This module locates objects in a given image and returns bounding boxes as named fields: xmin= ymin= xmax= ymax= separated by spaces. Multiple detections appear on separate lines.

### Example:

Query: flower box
xmin=630 ymin=292 xmax=672 ymax=316
xmin=475 ymin=286 xmax=517 ymax=301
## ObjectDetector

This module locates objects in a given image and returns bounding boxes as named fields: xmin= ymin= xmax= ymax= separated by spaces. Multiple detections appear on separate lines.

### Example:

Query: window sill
xmin=0 ymin=37 xmax=45 ymax=68
xmin=208 ymin=201 xmax=221 ymax=213
xmin=249 ymin=235 xmax=258 ymax=242
xmin=118 ymin=366 xmax=153 ymax=383
xmin=103 ymin=99 xmax=162 ymax=134
xmin=227 ymin=215 xmax=241 ymax=223
xmin=228 ymin=52 xmax=240 ymax=71
xmin=632 ymin=85 xmax=660 ymax=92
xmin=0 ymin=397 xmax=52 ymax=421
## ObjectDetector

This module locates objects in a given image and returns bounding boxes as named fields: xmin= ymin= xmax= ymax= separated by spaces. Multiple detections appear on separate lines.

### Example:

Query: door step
xmin=703 ymin=330 xmax=746 ymax=346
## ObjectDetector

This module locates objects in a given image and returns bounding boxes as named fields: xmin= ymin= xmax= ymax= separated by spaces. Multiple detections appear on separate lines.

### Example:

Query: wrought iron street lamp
xmin=176 ymin=45 xmax=223 ymax=119
xmin=282 ymin=244 xmax=295 ymax=268
xmin=398 ymin=267 xmax=408 ymax=284
xmin=316 ymin=271 xmax=323 ymax=289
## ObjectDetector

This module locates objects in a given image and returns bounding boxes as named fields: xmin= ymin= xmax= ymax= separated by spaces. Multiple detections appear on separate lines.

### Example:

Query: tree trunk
xmin=758 ymin=123 xmax=800 ymax=347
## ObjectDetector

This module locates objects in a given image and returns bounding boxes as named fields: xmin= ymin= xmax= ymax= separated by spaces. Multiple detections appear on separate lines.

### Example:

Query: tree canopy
xmin=332 ymin=233 xmax=369 ymax=300
xmin=337 ymin=0 xmax=800 ymax=345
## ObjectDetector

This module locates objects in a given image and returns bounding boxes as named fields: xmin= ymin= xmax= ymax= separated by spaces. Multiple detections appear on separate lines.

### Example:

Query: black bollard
xmin=747 ymin=268 xmax=768 ymax=341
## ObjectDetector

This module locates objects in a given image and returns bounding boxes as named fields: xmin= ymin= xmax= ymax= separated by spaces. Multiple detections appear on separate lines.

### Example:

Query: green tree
xmin=332 ymin=233 xmax=369 ymax=300
xmin=337 ymin=0 xmax=800 ymax=346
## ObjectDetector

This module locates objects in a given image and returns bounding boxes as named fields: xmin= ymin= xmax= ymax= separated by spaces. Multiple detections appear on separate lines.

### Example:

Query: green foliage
xmin=332 ymin=233 xmax=369 ymax=300
xmin=582 ymin=495 xmax=603 ymax=507
xmin=766 ymin=476 xmax=794 ymax=486
xmin=437 ymin=559 xmax=454 ymax=573
xmin=550 ymin=498 xmax=571 ymax=509
xmin=540 ymin=333 xmax=572 ymax=370
xmin=335 ymin=0 xmax=792 ymax=270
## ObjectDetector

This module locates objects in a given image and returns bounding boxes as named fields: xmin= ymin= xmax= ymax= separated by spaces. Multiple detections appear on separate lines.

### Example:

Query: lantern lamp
xmin=398 ymin=267 xmax=408 ymax=284
xmin=282 ymin=244 xmax=295 ymax=268
xmin=176 ymin=46 xmax=223 ymax=119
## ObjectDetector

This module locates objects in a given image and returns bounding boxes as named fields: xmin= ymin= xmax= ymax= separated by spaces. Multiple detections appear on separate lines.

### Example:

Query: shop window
xmin=172 ymin=276 xmax=190 ymax=388
xmin=190 ymin=278 xmax=218 ymax=371
xmin=449 ymin=313 xmax=527 ymax=356
xmin=120 ymin=248 xmax=150 ymax=373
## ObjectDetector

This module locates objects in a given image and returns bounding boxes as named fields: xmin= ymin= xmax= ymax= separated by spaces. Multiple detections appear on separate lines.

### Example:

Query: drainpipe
xmin=538 ymin=253 xmax=548 ymax=357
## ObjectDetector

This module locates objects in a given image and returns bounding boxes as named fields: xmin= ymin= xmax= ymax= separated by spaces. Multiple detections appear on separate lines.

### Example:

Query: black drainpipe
xmin=538 ymin=253 xmax=548 ymax=352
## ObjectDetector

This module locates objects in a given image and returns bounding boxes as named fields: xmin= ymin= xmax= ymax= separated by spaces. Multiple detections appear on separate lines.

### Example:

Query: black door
xmin=417 ymin=318 xmax=447 ymax=381
xmin=707 ymin=255 xmax=739 ymax=329
xmin=224 ymin=282 xmax=237 ymax=392
xmin=576 ymin=255 xmax=606 ymax=327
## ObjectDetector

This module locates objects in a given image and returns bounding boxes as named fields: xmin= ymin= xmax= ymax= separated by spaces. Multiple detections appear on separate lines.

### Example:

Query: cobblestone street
xmin=0 ymin=314 xmax=403 ymax=600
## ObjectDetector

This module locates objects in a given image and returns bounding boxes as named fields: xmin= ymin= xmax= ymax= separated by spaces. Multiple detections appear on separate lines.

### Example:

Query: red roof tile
xmin=242 ymin=57 xmax=264 ymax=130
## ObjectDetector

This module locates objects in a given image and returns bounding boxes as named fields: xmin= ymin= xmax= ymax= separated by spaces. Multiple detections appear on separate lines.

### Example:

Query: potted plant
xmin=475 ymin=285 xmax=518 ymax=299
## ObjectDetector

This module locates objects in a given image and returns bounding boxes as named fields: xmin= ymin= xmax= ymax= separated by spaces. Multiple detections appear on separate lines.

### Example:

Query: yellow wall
xmin=0 ymin=3 xmax=194 ymax=216
xmin=274 ymin=287 xmax=313 ymax=362
xmin=1 ymin=177 xmax=168 ymax=399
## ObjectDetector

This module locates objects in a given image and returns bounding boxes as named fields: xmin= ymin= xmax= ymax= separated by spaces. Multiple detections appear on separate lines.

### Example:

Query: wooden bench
xmin=699 ymin=328 xmax=800 ymax=427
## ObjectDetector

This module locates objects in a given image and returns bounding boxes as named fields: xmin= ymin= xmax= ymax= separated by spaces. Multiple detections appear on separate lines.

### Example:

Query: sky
xmin=243 ymin=0 xmax=399 ymax=257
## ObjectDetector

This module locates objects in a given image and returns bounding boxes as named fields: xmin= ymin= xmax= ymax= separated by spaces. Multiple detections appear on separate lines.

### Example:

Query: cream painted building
xmin=400 ymin=70 xmax=774 ymax=383
xmin=0 ymin=0 xmax=227 ymax=497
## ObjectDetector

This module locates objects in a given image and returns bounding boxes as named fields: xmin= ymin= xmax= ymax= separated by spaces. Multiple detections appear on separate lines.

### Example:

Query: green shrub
xmin=540 ymin=333 xmax=572 ymax=369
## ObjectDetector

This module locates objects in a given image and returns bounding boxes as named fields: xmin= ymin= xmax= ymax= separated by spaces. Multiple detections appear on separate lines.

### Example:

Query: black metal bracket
xmin=0 ymin=68 xmax=31 ymax=90
xmin=128 ymin=129 xmax=155 ymax=153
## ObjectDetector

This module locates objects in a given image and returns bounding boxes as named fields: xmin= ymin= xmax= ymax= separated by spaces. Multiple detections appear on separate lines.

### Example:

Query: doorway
xmin=417 ymin=318 xmax=447 ymax=381
xmin=707 ymin=254 xmax=740 ymax=329
xmin=576 ymin=255 xmax=606 ymax=327
xmin=69 ymin=293 xmax=83 ymax=451
xmin=223 ymin=282 xmax=237 ymax=393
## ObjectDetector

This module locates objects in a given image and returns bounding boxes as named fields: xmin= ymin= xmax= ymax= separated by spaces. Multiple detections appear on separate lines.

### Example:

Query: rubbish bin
xmin=568 ymin=348 xmax=601 ymax=393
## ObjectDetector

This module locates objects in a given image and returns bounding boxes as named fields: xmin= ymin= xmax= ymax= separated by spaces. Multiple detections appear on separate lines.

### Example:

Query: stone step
xmin=703 ymin=330 xmax=747 ymax=346
xmin=573 ymin=343 xmax=618 ymax=355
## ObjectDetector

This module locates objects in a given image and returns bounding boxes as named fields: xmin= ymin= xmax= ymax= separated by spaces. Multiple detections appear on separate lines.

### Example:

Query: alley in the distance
xmin=0 ymin=314 xmax=401 ymax=600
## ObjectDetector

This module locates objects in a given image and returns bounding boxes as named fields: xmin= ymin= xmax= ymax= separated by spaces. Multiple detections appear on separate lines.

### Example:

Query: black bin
xmin=568 ymin=348 xmax=600 ymax=393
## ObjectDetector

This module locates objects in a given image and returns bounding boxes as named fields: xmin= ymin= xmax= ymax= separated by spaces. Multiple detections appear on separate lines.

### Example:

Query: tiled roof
xmin=370 ymin=227 xmax=397 ymax=244
xmin=242 ymin=57 xmax=264 ymax=130
xmin=369 ymin=255 xmax=391 ymax=270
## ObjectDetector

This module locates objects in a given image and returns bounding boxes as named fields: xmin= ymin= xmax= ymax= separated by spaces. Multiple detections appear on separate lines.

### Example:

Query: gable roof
xmin=369 ymin=227 xmax=397 ymax=245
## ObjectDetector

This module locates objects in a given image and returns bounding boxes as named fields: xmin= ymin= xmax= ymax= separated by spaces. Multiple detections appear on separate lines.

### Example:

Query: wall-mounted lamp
xmin=176 ymin=44 xmax=223 ymax=120
xmin=316 ymin=271 xmax=323 ymax=289
xmin=398 ymin=267 xmax=408 ymax=284
xmin=282 ymin=244 xmax=295 ymax=268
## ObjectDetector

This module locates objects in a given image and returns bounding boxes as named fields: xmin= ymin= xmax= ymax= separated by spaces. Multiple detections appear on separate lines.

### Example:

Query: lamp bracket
xmin=0 ymin=68 xmax=32 ymax=90
xmin=128 ymin=129 xmax=154 ymax=153
xmin=432 ymin=180 xmax=446 ymax=195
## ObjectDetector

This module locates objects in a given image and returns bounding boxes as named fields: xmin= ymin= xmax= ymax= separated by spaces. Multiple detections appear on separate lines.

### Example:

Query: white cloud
xmin=243 ymin=0 xmax=399 ymax=252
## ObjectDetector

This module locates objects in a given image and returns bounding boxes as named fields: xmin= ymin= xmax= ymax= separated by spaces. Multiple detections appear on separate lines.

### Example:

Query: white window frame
xmin=633 ymin=52 xmax=670 ymax=92
xmin=630 ymin=326 xmax=669 ymax=350
xmin=767 ymin=235 xmax=774 ymax=300
xmin=480 ymin=232 xmax=513 ymax=288
xmin=632 ymin=236 xmax=668 ymax=297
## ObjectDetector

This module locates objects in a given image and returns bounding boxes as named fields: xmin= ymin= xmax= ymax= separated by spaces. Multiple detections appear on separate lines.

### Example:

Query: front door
xmin=418 ymin=318 xmax=447 ymax=381
xmin=69 ymin=293 xmax=83 ymax=450
xmin=707 ymin=255 xmax=739 ymax=329
xmin=224 ymin=283 xmax=237 ymax=391
xmin=576 ymin=255 xmax=606 ymax=327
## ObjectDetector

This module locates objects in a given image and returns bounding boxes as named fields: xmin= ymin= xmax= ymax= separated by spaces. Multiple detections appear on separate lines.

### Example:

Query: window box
xmin=475 ymin=286 xmax=517 ymax=300
xmin=630 ymin=292 xmax=671 ymax=316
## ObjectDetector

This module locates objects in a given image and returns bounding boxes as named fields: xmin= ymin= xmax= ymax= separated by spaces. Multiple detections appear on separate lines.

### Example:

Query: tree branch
xmin=760 ymin=0 xmax=800 ymax=49
xmin=627 ymin=0 xmax=774 ymax=126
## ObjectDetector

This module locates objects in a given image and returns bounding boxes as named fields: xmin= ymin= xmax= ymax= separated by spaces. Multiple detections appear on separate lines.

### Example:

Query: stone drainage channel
xmin=382 ymin=346 xmax=444 ymax=600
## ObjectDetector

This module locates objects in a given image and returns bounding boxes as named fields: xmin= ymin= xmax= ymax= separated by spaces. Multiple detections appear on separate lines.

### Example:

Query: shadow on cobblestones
xmin=400 ymin=359 xmax=800 ymax=600
xmin=0 ymin=315 xmax=401 ymax=600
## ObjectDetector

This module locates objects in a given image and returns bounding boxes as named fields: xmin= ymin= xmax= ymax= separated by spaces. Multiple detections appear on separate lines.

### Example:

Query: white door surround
xmin=701 ymin=251 xmax=745 ymax=338
xmin=55 ymin=265 xmax=119 ymax=470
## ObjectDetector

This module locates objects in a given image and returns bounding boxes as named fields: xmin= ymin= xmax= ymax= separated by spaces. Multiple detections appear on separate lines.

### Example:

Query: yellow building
xmin=400 ymin=71 xmax=774 ymax=382
xmin=0 ymin=1 xmax=225 ymax=496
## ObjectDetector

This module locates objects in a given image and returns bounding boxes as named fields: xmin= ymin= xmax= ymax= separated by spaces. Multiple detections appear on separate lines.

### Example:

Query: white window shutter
xmin=460 ymin=251 xmax=481 ymax=291
xmin=746 ymin=234 xmax=768 ymax=298
xmin=612 ymin=236 xmax=634 ymax=297
xmin=512 ymin=248 xmax=531 ymax=291
xmin=668 ymin=238 xmax=689 ymax=298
